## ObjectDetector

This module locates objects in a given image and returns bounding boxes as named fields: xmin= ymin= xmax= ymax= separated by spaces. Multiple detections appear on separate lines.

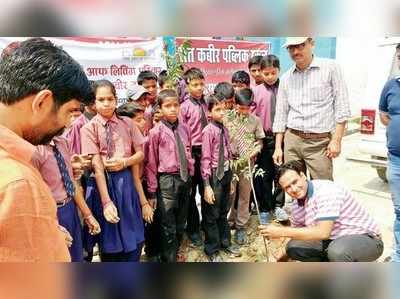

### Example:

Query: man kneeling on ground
xmin=259 ymin=160 xmax=384 ymax=262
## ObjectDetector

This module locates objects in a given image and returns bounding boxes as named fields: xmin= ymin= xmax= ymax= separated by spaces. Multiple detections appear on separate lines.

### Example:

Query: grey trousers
xmin=286 ymin=234 xmax=384 ymax=262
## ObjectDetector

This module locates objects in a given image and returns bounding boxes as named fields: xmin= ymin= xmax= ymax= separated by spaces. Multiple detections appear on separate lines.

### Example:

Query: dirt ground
xmin=180 ymin=214 xmax=291 ymax=263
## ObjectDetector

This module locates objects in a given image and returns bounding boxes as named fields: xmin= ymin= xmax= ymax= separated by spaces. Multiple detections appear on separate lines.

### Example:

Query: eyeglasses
xmin=287 ymin=42 xmax=307 ymax=52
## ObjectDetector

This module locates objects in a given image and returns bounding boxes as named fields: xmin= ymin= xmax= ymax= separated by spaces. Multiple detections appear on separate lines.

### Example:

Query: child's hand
xmin=70 ymin=154 xmax=84 ymax=180
xmin=142 ymin=203 xmax=154 ymax=223
xmin=59 ymin=225 xmax=73 ymax=248
xmin=204 ymin=186 xmax=215 ymax=205
xmin=249 ymin=150 xmax=260 ymax=160
xmin=79 ymin=154 xmax=93 ymax=170
xmin=104 ymin=158 xmax=126 ymax=172
xmin=230 ymin=183 xmax=236 ymax=195
xmin=84 ymin=215 xmax=101 ymax=235
xmin=148 ymin=198 xmax=157 ymax=209
xmin=103 ymin=202 xmax=120 ymax=223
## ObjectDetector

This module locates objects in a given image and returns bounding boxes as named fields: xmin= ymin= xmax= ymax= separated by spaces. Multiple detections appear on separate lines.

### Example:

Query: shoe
xmin=259 ymin=212 xmax=271 ymax=224
xmin=208 ymin=253 xmax=223 ymax=262
xmin=223 ymin=244 xmax=242 ymax=257
xmin=146 ymin=255 xmax=161 ymax=262
xmin=274 ymin=207 xmax=289 ymax=222
xmin=251 ymin=206 xmax=258 ymax=215
xmin=176 ymin=252 xmax=186 ymax=262
xmin=188 ymin=232 xmax=203 ymax=247
xmin=234 ymin=228 xmax=247 ymax=245
xmin=383 ymin=256 xmax=392 ymax=262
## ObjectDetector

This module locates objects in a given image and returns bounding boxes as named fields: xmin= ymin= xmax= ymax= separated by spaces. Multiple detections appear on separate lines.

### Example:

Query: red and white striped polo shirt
xmin=290 ymin=180 xmax=380 ymax=239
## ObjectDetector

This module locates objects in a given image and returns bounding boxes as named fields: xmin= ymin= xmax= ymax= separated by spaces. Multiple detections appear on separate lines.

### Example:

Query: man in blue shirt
xmin=379 ymin=43 xmax=400 ymax=262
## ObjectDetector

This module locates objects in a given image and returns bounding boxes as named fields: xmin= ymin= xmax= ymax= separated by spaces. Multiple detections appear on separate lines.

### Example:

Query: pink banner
xmin=176 ymin=38 xmax=271 ymax=92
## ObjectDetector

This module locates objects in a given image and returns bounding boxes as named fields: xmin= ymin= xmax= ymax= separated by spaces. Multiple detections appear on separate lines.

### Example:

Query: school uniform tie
xmin=105 ymin=121 xmax=115 ymax=159
xmin=163 ymin=120 xmax=189 ymax=182
xmin=216 ymin=126 xmax=225 ymax=180
xmin=199 ymin=99 xmax=208 ymax=129
xmin=190 ymin=97 xmax=208 ymax=129
xmin=174 ymin=128 xmax=189 ymax=182
xmin=83 ymin=111 xmax=95 ymax=122
xmin=270 ymin=88 xmax=276 ymax=128
xmin=52 ymin=145 xmax=75 ymax=199
xmin=266 ymin=80 xmax=279 ymax=129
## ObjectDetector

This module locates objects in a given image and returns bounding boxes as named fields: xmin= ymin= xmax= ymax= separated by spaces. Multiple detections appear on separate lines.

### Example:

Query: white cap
xmin=282 ymin=37 xmax=310 ymax=48
xmin=126 ymin=85 xmax=149 ymax=101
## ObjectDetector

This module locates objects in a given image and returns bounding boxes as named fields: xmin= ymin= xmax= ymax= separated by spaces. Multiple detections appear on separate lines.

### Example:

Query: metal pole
xmin=247 ymin=158 xmax=270 ymax=262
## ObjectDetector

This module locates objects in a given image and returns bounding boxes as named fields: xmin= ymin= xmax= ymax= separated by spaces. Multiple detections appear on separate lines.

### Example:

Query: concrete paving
xmin=338 ymin=132 xmax=393 ymax=260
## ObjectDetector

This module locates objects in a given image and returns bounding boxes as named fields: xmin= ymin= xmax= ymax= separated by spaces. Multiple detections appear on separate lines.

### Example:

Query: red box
xmin=360 ymin=109 xmax=376 ymax=134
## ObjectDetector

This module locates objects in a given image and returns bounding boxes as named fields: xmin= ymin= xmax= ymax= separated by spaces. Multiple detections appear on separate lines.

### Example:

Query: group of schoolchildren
xmin=34 ymin=54 xmax=290 ymax=263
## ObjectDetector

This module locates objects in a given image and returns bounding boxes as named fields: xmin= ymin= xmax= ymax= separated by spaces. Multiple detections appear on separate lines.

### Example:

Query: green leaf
xmin=162 ymin=39 xmax=192 ymax=88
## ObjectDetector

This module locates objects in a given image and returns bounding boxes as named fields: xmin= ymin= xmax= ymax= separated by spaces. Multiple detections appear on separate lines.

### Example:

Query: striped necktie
xmin=105 ymin=121 xmax=115 ymax=159
xmin=52 ymin=145 xmax=75 ymax=199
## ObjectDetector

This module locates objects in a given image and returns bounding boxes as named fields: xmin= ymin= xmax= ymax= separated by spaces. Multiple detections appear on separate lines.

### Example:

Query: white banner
xmin=0 ymin=37 xmax=167 ymax=105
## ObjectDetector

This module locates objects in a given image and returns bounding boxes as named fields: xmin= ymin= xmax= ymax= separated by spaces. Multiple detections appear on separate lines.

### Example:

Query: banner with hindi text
xmin=175 ymin=38 xmax=271 ymax=92
xmin=0 ymin=37 xmax=167 ymax=105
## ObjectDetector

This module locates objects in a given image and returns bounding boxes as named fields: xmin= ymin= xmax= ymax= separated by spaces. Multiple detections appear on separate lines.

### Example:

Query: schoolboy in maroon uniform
xmin=179 ymin=67 xmax=208 ymax=247
xmin=201 ymin=95 xmax=241 ymax=262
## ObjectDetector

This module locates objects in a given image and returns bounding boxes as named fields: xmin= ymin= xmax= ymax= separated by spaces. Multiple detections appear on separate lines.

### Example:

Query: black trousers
xmin=203 ymin=170 xmax=233 ymax=256
xmin=254 ymin=135 xmax=285 ymax=212
xmin=81 ymin=170 xmax=94 ymax=262
xmin=157 ymin=173 xmax=191 ymax=262
xmin=186 ymin=146 xmax=204 ymax=236
xmin=143 ymin=180 xmax=162 ymax=259
xmin=144 ymin=209 xmax=161 ymax=258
